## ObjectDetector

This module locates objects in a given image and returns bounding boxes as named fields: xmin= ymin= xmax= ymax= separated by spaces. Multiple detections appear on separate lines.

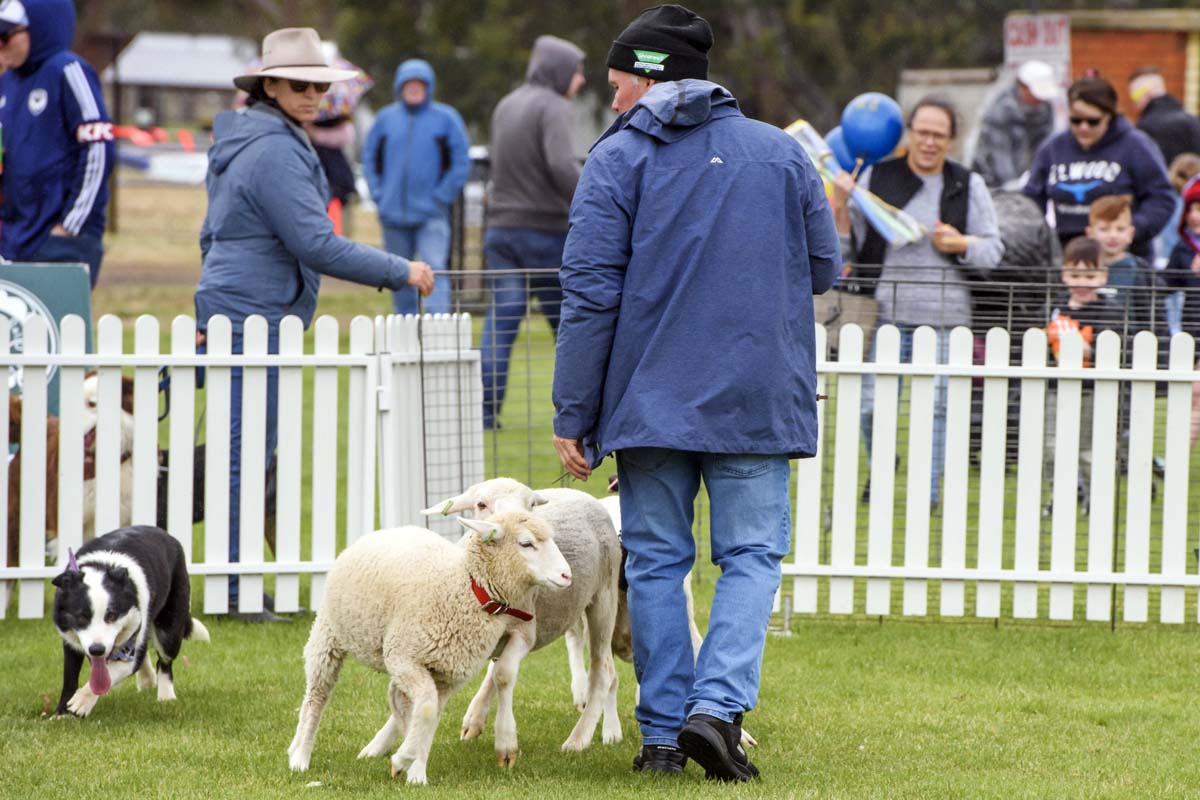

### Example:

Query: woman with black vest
xmin=832 ymin=96 xmax=1003 ymax=507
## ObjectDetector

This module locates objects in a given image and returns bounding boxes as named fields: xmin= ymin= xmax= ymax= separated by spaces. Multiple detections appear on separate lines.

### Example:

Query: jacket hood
xmin=20 ymin=0 xmax=74 ymax=74
xmin=1083 ymin=113 xmax=1134 ymax=152
xmin=393 ymin=58 xmax=435 ymax=106
xmin=526 ymin=35 xmax=584 ymax=96
xmin=595 ymin=80 xmax=740 ymax=149
xmin=208 ymin=105 xmax=310 ymax=176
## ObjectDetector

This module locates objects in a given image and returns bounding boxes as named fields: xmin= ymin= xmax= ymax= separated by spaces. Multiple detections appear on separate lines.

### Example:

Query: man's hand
xmin=50 ymin=224 xmax=72 ymax=237
xmin=408 ymin=261 xmax=435 ymax=296
xmin=553 ymin=435 xmax=591 ymax=481
xmin=932 ymin=222 xmax=970 ymax=255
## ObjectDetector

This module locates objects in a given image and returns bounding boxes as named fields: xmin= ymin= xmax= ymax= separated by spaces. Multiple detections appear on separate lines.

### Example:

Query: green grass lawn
xmin=4 ymin=603 xmax=1200 ymax=798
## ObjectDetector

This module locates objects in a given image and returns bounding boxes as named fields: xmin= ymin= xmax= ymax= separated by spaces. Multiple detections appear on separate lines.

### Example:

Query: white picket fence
xmin=0 ymin=312 xmax=482 ymax=620
xmin=788 ymin=323 xmax=1200 ymax=624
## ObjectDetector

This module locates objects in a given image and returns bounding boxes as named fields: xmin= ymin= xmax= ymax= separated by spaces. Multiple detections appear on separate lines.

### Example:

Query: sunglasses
xmin=287 ymin=79 xmax=331 ymax=94
xmin=1069 ymin=115 xmax=1106 ymax=128
xmin=0 ymin=26 xmax=26 ymax=46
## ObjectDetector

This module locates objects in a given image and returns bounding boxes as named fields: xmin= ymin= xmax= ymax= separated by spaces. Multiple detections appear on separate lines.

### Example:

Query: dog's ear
xmin=51 ymin=571 xmax=81 ymax=588
xmin=108 ymin=566 xmax=128 ymax=584
xmin=120 ymin=376 xmax=135 ymax=416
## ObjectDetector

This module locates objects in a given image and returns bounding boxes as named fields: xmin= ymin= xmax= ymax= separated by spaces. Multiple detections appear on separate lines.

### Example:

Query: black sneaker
xmin=678 ymin=714 xmax=759 ymax=782
xmin=632 ymin=745 xmax=687 ymax=775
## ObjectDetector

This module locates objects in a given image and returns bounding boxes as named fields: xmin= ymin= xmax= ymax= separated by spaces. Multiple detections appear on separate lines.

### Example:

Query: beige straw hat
xmin=234 ymin=28 xmax=358 ymax=92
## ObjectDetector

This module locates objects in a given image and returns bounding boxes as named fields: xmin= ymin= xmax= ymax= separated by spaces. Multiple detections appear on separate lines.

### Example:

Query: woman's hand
xmin=832 ymin=171 xmax=856 ymax=207
xmin=932 ymin=222 xmax=970 ymax=255
xmin=408 ymin=261 xmax=435 ymax=296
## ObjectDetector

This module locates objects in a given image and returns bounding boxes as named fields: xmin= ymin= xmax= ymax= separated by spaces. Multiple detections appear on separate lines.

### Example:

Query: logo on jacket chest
xmin=28 ymin=89 xmax=47 ymax=116
xmin=1047 ymin=160 xmax=1123 ymax=202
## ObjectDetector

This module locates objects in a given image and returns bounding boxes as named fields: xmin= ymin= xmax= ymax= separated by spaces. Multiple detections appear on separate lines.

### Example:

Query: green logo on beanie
xmin=632 ymin=49 xmax=669 ymax=73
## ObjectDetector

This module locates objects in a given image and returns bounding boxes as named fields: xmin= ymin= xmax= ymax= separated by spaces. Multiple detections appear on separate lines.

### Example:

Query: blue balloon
xmin=825 ymin=126 xmax=858 ymax=173
xmin=841 ymin=92 xmax=904 ymax=163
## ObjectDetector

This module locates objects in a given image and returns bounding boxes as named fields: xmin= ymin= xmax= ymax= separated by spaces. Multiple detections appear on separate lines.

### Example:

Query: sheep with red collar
xmin=421 ymin=478 xmax=622 ymax=766
xmin=287 ymin=512 xmax=572 ymax=785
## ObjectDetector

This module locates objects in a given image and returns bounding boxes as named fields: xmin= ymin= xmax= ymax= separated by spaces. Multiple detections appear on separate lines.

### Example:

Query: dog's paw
xmin=67 ymin=687 xmax=99 ymax=718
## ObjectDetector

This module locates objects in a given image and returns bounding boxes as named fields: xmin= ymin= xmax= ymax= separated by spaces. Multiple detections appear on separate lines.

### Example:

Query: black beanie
xmin=606 ymin=4 xmax=713 ymax=83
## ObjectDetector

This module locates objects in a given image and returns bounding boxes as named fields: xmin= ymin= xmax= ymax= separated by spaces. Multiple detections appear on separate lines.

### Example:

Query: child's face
xmin=1186 ymin=202 xmax=1200 ymax=234
xmin=1087 ymin=210 xmax=1135 ymax=258
xmin=1062 ymin=260 xmax=1108 ymax=290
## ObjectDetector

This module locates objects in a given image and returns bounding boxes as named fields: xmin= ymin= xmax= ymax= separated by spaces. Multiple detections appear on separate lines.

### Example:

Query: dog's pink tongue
xmin=88 ymin=656 xmax=111 ymax=695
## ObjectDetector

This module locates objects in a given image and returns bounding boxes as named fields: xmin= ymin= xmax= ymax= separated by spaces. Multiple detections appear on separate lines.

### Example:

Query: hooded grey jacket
xmin=196 ymin=104 xmax=414 ymax=331
xmin=487 ymin=35 xmax=584 ymax=231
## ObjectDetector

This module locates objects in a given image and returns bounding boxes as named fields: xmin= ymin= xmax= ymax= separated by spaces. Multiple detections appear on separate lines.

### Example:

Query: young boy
xmin=1044 ymin=237 xmax=1126 ymax=515
xmin=1162 ymin=176 xmax=1200 ymax=446
xmin=1086 ymin=195 xmax=1153 ymax=322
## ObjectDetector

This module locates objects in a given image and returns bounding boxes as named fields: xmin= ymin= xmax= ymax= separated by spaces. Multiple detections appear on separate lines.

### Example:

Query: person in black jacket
xmin=1129 ymin=67 xmax=1200 ymax=168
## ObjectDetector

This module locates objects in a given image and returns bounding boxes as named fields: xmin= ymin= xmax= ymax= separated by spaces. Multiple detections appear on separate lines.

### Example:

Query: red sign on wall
xmin=1004 ymin=14 xmax=1071 ymax=84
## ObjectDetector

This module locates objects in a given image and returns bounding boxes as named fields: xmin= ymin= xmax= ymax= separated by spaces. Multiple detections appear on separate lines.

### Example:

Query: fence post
xmin=17 ymin=316 xmax=48 ymax=619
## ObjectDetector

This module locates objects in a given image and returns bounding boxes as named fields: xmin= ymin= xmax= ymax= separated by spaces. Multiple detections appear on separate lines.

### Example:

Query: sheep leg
xmin=288 ymin=617 xmax=345 ymax=772
xmin=491 ymin=630 xmax=534 ymax=767
xmin=601 ymin=666 xmax=621 ymax=745
xmin=388 ymin=659 xmax=439 ymax=786
xmin=684 ymin=569 xmax=704 ymax=662
xmin=563 ymin=589 xmax=618 ymax=751
xmin=359 ymin=679 xmax=411 ymax=759
xmin=460 ymin=660 xmax=497 ymax=740
xmin=564 ymin=617 xmax=590 ymax=711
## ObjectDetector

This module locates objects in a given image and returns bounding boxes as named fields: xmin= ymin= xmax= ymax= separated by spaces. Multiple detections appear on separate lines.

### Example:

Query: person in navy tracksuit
xmin=0 ymin=0 xmax=113 ymax=287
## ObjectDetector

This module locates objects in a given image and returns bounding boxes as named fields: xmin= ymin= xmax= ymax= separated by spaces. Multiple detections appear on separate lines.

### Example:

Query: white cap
xmin=0 ymin=0 xmax=28 ymax=34
xmin=1016 ymin=60 xmax=1058 ymax=102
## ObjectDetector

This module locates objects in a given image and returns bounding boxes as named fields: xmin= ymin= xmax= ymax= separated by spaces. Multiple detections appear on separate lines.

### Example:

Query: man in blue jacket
xmin=551 ymin=4 xmax=841 ymax=781
xmin=364 ymin=59 xmax=470 ymax=314
xmin=0 ymin=0 xmax=113 ymax=287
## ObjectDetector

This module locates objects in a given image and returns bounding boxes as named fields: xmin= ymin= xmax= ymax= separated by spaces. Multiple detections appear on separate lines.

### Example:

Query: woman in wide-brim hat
xmin=194 ymin=27 xmax=434 ymax=621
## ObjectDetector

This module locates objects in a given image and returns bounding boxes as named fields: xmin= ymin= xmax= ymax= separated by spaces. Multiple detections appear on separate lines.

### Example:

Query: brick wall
xmin=1071 ymin=29 xmax=1189 ymax=116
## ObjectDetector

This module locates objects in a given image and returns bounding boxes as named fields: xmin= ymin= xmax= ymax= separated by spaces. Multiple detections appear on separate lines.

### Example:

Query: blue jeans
xmin=479 ymin=226 xmax=566 ymax=428
xmin=860 ymin=323 xmax=949 ymax=504
xmin=29 ymin=232 xmax=104 ymax=288
xmin=382 ymin=215 xmax=451 ymax=314
xmin=226 ymin=331 xmax=279 ymax=604
xmin=616 ymin=447 xmax=791 ymax=747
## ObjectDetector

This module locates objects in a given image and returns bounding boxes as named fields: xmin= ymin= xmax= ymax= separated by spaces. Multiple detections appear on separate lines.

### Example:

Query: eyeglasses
xmin=287 ymin=80 xmax=331 ymax=94
xmin=908 ymin=128 xmax=950 ymax=143
xmin=0 ymin=27 xmax=27 ymax=46
xmin=1069 ymin=115 xmax=1106 ymax=128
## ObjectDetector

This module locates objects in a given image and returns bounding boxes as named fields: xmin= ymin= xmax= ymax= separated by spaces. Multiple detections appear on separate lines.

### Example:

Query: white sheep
xmin=286 ymin=512 xmax=572 ymax=785
xmin=422 ymin=478 xmax=622 ymax=765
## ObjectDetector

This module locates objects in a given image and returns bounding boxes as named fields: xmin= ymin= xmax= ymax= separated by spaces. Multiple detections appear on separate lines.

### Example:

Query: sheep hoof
xmin=740 ymin=728 xmax=758 ymax=749
xmin=574 ymin=702 xmax=586 ymax=713
xmin=496 ymin=751 xmax=518 ymax=768
xmin=460 ymin=722 xmax=483 ymax=741
xmin=602 ymin=727 xmax=622 ymax=745
xmin=561 ymin=737 xmax=587 ymax=753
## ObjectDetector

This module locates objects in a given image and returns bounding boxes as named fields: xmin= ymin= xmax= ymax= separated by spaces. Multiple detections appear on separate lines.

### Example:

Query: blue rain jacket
xmin=195 ymin=104 xmax=412 ymax=331
xmin=552 ymin=80 xmax=841 ymax=465
xmin=363 ymin=59 xmax=470 ymax=227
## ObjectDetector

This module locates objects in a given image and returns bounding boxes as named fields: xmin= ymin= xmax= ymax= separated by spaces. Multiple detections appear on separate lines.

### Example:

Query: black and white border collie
xmin=51 ymin=526 xmax=210 ymax=717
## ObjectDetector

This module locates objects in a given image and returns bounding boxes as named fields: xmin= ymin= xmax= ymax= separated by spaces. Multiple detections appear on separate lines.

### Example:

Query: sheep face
xmin=424 ymin=478 xmax=549 ymax=520
xmin=460 ymin=513 xmax=572 ymax=590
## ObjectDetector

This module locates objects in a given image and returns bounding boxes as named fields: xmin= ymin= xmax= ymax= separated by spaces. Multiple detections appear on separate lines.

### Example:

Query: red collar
xmin=470 ymin=576 xmax=533 ymax=621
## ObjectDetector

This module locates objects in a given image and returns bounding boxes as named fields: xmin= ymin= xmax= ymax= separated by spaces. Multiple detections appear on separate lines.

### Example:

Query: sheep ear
xmin=529 ymin=492 xmax=549 ymax=507
xmin=422 ymin=493 xmax=472 ymax=516
xmin=458 ymin=517 xmax=502 ymax=542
